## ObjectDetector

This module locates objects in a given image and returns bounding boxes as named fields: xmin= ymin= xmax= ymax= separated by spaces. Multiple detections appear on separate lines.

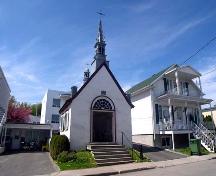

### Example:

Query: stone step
xmin=88 ymin=143 xmax=133 ymax=166
xmin=91 ymin=147 xmax=126 ymax=152
xmin=94 ymin=153 xmax=131 ymax=159
xmin=90 ymin=145 xmax=123 ymax=149
xmin=95 ymin=157 xmax=132 ymax=163
xmin=93 ymin=150 xmax=129 ymax=155
xmin=89 ymin=142 xmax=116 ymax=145
xmin=97 ymin=160 xmax=133 ymax=167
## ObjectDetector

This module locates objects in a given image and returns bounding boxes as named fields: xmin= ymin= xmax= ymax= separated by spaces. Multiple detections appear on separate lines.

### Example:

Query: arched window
xmin=92 ymin=98 xmax=114 ymax=111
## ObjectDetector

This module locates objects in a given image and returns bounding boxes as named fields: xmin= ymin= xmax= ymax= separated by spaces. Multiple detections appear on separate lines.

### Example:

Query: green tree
xmin=203 ymin=115 xmax=212 ymax=122
xmin=31 ymin=103 xmax=42 ymax=116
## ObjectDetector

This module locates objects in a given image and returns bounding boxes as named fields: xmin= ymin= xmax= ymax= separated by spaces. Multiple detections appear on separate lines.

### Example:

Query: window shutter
xmin=185 ymin=82 xmax=189 ymax=95
xmin=155 ymin=104 xmax=159 ymax=124
xmin=171 ymin=106 xmax=174 ymax=122
xmin=184 ymin=107 xmax=187 ymax=124
xmin=163 ymin=78 xmax=168 ymax=92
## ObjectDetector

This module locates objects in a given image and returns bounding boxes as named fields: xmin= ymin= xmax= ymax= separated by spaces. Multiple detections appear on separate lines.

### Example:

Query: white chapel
xmin=59 ymin=20 xmax=133 ymax=150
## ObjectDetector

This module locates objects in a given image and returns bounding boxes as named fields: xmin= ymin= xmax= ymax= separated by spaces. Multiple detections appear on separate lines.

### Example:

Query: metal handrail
xmin=199 ymin=123 xmax=215 ymax=140
xmin=192 ymin=122 xmax=215 ymax=151
xmin=121 ymin=131 xmax=141 ymax=160
xmin=192 ymin=122 xmax=213 ymax=141
xmin=0 ymin=113 xmax=5 ymax=124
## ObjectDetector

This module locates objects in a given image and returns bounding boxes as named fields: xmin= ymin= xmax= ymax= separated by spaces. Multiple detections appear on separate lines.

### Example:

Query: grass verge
xmin=128 ymin=149 xmax=151 ymax=162
xmin=57 ymin=150 xmax=96 ymax=171
xmin=176 ymin=146 xmax=210 ymax=156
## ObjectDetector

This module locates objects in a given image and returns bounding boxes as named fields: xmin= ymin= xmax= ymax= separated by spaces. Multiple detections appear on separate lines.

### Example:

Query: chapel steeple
xmin=93 ymin=19 xmax=108 ymax=70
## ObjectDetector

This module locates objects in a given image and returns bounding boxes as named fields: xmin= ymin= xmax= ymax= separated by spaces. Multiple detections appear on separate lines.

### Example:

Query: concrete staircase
xmin=87 ymin=143 xmax=133 ymax=166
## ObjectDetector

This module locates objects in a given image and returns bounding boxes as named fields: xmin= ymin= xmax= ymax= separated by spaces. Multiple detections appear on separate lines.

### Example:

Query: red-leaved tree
xmin=7 ymin=96 xmax=32 ymax=123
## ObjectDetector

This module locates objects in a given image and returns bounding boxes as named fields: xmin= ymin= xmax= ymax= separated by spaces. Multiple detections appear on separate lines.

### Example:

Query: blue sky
xmin=0 ymin=0 xmax=216 ymax=104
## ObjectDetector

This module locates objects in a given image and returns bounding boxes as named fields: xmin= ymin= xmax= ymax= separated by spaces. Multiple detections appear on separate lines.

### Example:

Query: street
xmin=113 ymin=158 xmax=216 ymax=176
xmin=0 ymin=152 xmax=57 ymax=176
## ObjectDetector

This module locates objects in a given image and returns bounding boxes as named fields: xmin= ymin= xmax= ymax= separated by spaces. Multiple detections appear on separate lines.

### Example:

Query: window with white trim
xmin=51 ymin=114 xmax=59 ymax=123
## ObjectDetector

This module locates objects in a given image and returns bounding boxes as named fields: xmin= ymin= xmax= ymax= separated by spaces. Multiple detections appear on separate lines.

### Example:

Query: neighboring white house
xmin=59 ymin=20 xmax=133 ymax=150
xmin=0 ymin=66 xmax=11 ymax=153
xmin=40 ymin=89 xmax=71 ymax=133
xmin=127 ymin=64 xmax=214 ymax=152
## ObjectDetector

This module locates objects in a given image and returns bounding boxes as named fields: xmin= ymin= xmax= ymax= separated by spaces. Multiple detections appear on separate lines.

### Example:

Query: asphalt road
xmin=0 ymin=152 xmax=57 ymax=176
xmin=133 ymin=143 xmax=186 ymax=161
xmin=113 ymin=158 xmax=216 ymax=176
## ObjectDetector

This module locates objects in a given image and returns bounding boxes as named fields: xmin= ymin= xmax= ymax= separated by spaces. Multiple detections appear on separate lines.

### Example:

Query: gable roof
xmin=0 ymin=66 xmax=11 ymax=92
xmin=126 ymin=64 xmax=176 ymax=94
xmin=59 ymin=62 xmax=134 ymax=114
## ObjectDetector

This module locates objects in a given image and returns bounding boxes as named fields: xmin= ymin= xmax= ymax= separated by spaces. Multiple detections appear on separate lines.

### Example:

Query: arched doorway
xmin=90 ymin=96 xmax=115 ymax=143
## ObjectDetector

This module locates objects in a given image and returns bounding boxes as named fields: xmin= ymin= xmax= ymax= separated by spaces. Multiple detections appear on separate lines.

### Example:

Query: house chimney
xmin=71 ymin=86 xmax=77 ymax=97
xmin=126 ymin=93 xmax=131 ymax=101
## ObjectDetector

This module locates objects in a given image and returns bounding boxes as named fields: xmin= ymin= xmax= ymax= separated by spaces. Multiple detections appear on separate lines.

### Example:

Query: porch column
xmin=175 ymin=70 xmax=181 ymax=95
xmin=198 ymin=77 xmax=202 ymax=92
xmin=197 ymin=103 xmax=202 ymax=124
xmin=172 ymin=132 xmax=175 ymax=150
xmin=188 ymin=133 xmax=191 ymax=147
xmin=183 ymin=102 xmax=187 ymax=127
xmin=50 ymin=127 xmax=53 ymax=139
xmin=168 ymin=99 xmax=173 ymax=127
xmin=182 ymin=105 xmax=186 ymax=128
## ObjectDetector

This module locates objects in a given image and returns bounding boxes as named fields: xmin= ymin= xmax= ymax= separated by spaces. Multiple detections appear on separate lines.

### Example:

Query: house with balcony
xmin=127 ymin=64 xmax=215 ymax=152
xmin=0 ymin=66 xmax=11 ymax=153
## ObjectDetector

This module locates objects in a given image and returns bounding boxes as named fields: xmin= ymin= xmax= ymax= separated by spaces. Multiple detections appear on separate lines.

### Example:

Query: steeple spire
xmin=97 ymin=20 xmax=105 ymax=43
xmin=93 ymin=19 xmax=108 ymax=70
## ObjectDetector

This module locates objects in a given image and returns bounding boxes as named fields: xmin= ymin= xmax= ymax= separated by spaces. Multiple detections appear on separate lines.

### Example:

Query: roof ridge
xmin=126 ymin=64 xmax=177 ymax=94
xmin=59 ymin=62 xmax=134 ymax=113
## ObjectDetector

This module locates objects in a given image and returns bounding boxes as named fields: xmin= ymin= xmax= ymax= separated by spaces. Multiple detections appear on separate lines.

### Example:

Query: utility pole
xmin=36 ymin=103 xmax=38 ymax=116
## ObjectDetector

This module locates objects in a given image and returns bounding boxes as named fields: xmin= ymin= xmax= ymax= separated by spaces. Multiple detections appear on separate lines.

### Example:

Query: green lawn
xmin=176 ymin=146 xmax=210 ymax=156
xmin=128 ymin=149 xmax=151 ymax=162
xmin=57 ymin=151 xmax=96 ymax=171
xmin=57 ymin=149 xmax=151 ymax=170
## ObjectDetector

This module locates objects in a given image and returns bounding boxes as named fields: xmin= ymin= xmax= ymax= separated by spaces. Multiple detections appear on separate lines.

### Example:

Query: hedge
xmin=50 ymin=135 xmax=70 ymax=159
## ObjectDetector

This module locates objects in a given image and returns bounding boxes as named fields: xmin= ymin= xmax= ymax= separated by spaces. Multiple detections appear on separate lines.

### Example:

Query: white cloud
xmin=145 ymin=15 xmax=211 ymax=51
xmin=0 ymin=38 xmax=46 ymax=103
xmin=126 ymin=1 xmax=155 ymax=13
xmin=200 ymin=58 xmax=216 ymax=106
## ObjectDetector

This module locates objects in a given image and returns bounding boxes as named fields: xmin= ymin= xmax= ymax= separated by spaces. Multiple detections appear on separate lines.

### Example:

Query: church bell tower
xmin=92 ymin=19 xmax=109 ymax=71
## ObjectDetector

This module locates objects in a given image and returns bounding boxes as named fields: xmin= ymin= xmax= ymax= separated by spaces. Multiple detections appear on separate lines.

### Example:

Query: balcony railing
xmin=165 ymin=88 xmax=189 ymax=96
xmin=158 ymin=121 xmax=191 ymax=131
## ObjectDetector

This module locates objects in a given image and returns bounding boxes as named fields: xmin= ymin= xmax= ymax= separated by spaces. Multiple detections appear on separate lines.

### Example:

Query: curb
xmin=76 ymin=166 xmax=156 ymax=176
xmin=118 ymin=166 xmax=156 ymax=174
xmin=165 ymin=149 xmax=189 ymax=157
xmin=47 ymin=152 xmax=60 ymax=173
xmin=55 ymin=154 xmax=216 ymax=176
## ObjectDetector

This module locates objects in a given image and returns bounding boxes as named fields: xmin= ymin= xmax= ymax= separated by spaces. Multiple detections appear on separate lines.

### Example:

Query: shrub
xmin=204 ymin=115 xmax=212 ymax=122
xmin=75 ymin=151 xmax=93 ymax=163
xmin=57 ymin=150 xmax=97 ymax=170
xmin=50 ymin=135 xmax=70 ymax=159
xmin=57 ymin=151 xmax=76 ymax=163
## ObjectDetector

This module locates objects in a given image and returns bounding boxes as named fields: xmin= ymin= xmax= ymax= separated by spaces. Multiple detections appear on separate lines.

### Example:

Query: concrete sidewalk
xmin=50 ymin=154 xmax=216 ymax=176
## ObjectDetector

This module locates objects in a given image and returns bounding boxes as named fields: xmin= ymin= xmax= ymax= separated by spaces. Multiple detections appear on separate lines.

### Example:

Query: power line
xmin=202 ymin=66 xmax=216 ymax=76
xmin=181 ymin=35 xmax=216 ymax=65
